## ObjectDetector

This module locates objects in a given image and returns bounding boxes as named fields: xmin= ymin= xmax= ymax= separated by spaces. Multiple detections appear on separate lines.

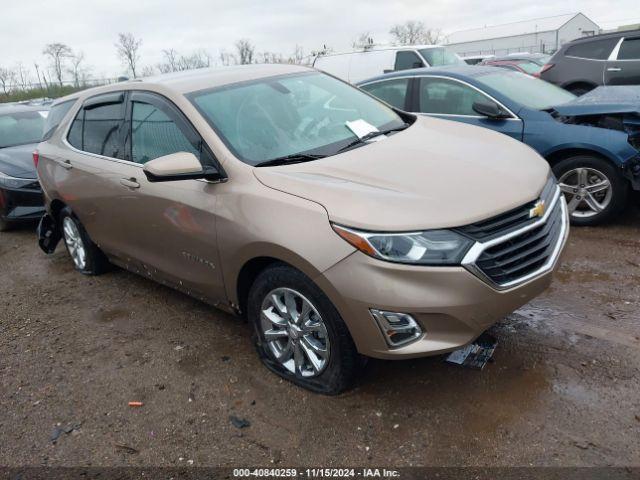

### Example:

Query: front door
xmin=414 ymin=76 xmax=523 ymax=141
xmin=113 ymin=91 xmax=226 ymax=302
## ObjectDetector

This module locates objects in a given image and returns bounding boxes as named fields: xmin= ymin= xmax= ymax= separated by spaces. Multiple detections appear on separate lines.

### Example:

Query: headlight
xmin=0 ymin=171 xmax=37 ymax=189
xmin=332 ymin=224 xmax=473 ymax=265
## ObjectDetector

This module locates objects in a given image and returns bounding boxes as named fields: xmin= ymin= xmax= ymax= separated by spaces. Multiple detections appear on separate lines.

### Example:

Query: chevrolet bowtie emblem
xmin=529 ymin=200 xmax=546 ymax=219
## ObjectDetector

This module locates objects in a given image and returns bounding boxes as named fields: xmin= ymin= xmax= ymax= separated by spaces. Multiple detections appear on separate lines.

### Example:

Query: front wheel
xmin=248 ymin=264 xmax=360 ymax=395
xmin=553 ymin=155 xmax=629 ymax=226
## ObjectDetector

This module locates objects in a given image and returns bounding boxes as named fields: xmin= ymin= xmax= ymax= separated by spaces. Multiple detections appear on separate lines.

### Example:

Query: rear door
xmin=413 ymin=76 xmax=523 ymax=141
xmin=54 ymin=92 xmax=130 ymax=257
xmin=605 ymin=36 xmax=640 ymax=85
xmin=114 ymin=90 xmax=226 ymax=301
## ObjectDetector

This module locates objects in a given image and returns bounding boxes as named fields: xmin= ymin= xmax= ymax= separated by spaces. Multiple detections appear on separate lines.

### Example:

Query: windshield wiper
xmin=254 ymin=153 xmax=327 ymax=167
xmin=336 ymin=123 xmax=410 ymax=154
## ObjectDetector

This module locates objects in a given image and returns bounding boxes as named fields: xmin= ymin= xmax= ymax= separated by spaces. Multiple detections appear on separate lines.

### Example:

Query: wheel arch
xmin=545 ymin=147 xmax=620 ymax=170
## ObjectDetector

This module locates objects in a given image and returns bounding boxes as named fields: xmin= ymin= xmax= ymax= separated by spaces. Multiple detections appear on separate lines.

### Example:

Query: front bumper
xmin=316 ymin=195 xmax=569 ymax=360
xmin=0 ymin=182 xmax=45 ymax=223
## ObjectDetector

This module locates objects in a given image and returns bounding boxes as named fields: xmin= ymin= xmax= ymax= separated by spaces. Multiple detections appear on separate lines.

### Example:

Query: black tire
xmin=59 ymin=207 xmax=110 ymax=275
xmin=566 ymin=84 xmax=594 ymax=96
xmin=248 ymin=264 xmax=360 ymax=395
xmin=0 ymin=218 xmax=12 ymax=232
xmin=553 ymin=154 xmax=629 ymax=226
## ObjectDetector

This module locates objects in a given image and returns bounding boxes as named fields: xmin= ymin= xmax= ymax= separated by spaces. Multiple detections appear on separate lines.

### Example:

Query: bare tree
xmin=69 ymin=52 xmax=87 ymax=87
xmin=219 ymin=49 xmax=236 ymax=66
xmin=43 ymin=42 xmax=73 ymax=86
xmin=235 ymin=39 xmax=255 ymax=65
xmin=352 ymin=32 xmax=374 ymax=49
xmin=389 ymin=21 xmax=442 ymax=45
xmin=0 ymin=67 xmax=16 ymax=95
xmin=290 ymin=44 xmax=305 ymax=65
xmin=141 ymin=65 xmax=157 ymax=77
xmin=115 ymin=33 xmax=142 ymax=78
xmin=158 ymin=49 xmax=212 ymax=73
xmin=15 ymin=63 xmax=30 ymax=90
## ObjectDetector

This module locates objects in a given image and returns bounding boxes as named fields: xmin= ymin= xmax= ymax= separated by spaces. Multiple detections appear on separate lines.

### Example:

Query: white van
xmin=313 ymin=45 xmax=464 ymax=83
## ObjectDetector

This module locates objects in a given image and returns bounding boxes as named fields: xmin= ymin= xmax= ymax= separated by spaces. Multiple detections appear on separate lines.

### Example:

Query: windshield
xmin=0 ymin=110 xmax=48 ymax=148
xmin=475 ymin=71 xmax=576 ymax=110
xmin=420 ymin=48 xmax=465 ymax=67
xmin=190 ymin=72 xmax=405 ymax=165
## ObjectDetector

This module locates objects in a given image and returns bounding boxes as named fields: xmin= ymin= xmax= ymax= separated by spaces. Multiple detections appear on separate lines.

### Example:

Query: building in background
xmin=445 ymin=13 xmax=600 ymax=58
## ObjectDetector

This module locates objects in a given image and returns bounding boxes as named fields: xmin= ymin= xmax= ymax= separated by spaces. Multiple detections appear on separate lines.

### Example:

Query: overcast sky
xmin=2 ymin=0 xmax=639 ymax=81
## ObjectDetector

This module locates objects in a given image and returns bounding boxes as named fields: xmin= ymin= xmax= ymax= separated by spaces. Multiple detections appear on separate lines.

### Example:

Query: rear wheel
xmin=248 ymin=264 xmax=360 ymax=395
xmin=553 ymin=155 xmax=629 ymax=226
xmin=60 ymin=208 xmax=110 ymax=275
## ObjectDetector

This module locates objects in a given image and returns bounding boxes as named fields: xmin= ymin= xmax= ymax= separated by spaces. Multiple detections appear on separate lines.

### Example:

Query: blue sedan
xmin=358 ymin=66 xmax=640 ymax=226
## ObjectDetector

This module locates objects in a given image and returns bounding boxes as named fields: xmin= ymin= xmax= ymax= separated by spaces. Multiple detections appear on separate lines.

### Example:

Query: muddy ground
xmin=1 ymin=202 xmax=639 ymax=468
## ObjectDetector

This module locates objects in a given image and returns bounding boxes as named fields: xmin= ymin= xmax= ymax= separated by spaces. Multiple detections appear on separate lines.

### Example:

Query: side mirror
xmin=472 ymin=100 xmax=510 ymax=119
xmin=143 ymin=152 xmax=222 ymax=183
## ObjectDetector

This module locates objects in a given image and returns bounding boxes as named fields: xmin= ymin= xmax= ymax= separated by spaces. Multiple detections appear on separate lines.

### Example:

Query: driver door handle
xmin=607 ymin=67 xmax=622 ymax=72
xmin=120 ymin=178 xmax=140 ymax=189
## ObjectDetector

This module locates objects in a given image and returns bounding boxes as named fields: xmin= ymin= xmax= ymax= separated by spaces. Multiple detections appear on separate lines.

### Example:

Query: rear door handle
xmin=120 ymin=178 xmax=140 ymax=189
xmin=60 ymin=159 xmax=73 ymax=170
xmin=607 ymin=67 xmax=622 ymax=72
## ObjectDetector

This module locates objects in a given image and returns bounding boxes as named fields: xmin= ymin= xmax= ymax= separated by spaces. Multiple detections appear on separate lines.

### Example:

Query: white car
xmin=313 ymin=45 xmax=464 ymax=84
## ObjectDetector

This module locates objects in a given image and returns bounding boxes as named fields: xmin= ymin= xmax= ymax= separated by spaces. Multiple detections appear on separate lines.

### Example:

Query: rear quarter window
xmin=42 ymin=100 xmax=76 ymax=141
xmin=564 ymin=37 xmax=619 ymax=60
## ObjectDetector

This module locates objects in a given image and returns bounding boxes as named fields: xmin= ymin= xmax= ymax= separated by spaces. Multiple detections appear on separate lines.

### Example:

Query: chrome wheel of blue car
xmin=558 ymin=167 xmax=613 ymax=219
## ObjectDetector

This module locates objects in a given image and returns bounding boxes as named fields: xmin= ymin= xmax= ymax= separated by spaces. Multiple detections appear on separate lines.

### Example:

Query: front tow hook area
xmin=37 ymin=213 xmax=62 ymax=254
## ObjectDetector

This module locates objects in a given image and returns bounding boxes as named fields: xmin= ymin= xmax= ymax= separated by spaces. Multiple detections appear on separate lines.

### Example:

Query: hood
xmin=254 ymin=116 xmax=549 ymax=231
xmin=0 ymin=143 xmax=38 ymax=178
xmin=552 ymin=86 xmax=640 ymax=117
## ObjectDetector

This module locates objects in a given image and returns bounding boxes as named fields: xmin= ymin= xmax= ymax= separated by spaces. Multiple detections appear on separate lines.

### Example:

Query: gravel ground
xmin=1 ymin=202 xmax=639 ymax=468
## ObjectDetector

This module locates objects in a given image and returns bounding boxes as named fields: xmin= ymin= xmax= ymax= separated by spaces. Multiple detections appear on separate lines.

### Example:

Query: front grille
xmin=458 ymin=177 xmax=557 ymax=241
xmin=473 ymin=195 xmax=564 ymax=286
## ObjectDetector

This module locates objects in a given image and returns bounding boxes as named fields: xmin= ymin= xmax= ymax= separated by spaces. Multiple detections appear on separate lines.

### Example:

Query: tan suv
xmin=36 ymin=64 xmax=568 ymax=394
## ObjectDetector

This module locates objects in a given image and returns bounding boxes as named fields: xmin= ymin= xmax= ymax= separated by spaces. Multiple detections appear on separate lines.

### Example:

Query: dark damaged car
xmin=358 ymin=67 xmax=640 ymax=225
xmin=0 ymin=104 xmax=49 ymax=231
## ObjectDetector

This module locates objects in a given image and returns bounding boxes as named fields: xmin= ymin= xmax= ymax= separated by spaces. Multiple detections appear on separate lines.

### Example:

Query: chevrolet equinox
xmin=36 ymin=64 xmax=569 ymax=394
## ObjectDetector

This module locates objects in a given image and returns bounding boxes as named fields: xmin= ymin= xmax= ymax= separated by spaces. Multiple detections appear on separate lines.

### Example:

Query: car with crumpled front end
xmin=35 ymin=64 xmax=568 ymax=394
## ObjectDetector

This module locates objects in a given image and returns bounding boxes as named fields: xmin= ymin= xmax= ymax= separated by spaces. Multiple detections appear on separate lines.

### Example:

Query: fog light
xmin=370 ymin=309 xmax=422 ymax=347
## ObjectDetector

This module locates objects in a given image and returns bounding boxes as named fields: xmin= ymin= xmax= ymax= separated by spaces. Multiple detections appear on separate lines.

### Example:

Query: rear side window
xmin=618 ymin=38 xmax=640 ymax=60
xmin=394 ymin=51 xmax=424 ymax=71
xmin=131 ymin=101 xmax=200 ymax=164
xmin=42 ymin=100 xmax=75 ymax=141
xmin=68 ymin=96 xmax=125 ymax=159
xmin=360 ymin=79 xmax=410 ymax=110
xmin=565 ymin=37 xmax=618 ymax=60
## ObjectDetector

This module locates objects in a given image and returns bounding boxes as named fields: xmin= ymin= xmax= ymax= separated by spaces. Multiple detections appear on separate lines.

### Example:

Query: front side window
xmin=419 ymin=48 xmax=465 ymax=67
xmin=565 ymin=38 xmax=618 ymax=60
xmin=190 ymin=72 xmax=405 ymax=165
xmin=131 ymin=102 xmax=199 ymax=164
xmin=68 ymin=99 xmax=124 ymax=159
xmin=418 ymin=77 xmax=488 ymax=115
xmin=475 ymin=70 xmax=576 ymax=110
xmin=618 ymin=38 xmax=640 ymax=60
xmin=0 ymin=110 xmax=47 ymax=148
xmin=360 ymin=79 xmax=410 ymax=110
xmin=394 ymin=51 xmax=424 ymax=71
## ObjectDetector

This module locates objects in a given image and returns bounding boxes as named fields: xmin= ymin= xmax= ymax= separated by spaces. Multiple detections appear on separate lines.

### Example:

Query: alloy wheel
xmin=260 ymin=287 xmax=330 ymax=378
xmin=62 ymin=217 xmax=87 ymax=270
xmin=558 ymin=167 xmax=612 ymax=219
